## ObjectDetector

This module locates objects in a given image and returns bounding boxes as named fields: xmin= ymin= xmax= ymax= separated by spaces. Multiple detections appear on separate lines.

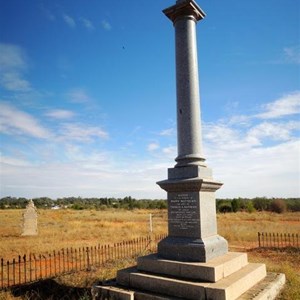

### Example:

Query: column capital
xmin=163 ymin=0 xmax=206 ymax=24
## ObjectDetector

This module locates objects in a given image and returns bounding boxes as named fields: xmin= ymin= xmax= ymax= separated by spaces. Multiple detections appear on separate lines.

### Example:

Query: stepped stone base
xmin=137 ymin=252 xmax=248 ymax=282
xmin=92 ymin=252 xmax=285 ymax=300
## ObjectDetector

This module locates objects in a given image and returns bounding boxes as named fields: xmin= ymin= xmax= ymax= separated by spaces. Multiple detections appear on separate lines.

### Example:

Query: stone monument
xmin=156 ymin=0 xmax=227 ymax=263
xmin=21 ymin=199 xmax=38 ymax=236
xmin=92 ymin=1 xmax=285 ymax=299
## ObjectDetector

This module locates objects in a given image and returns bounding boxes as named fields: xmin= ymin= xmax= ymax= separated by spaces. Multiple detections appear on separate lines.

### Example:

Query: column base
xmin=158 ymin=235 xmax=228 ymax=262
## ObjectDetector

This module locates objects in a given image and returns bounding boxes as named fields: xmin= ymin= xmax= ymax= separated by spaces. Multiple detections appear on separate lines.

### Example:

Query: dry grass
xmin=217 ymin=211 xmax=300 ymax=249
xmin=248 ymin=249 xmax=300 ymax=300
xmin=0 ymin=209 xmax=167 ymax=259
xmin=0 ymin=209 xmax=299 ymax=299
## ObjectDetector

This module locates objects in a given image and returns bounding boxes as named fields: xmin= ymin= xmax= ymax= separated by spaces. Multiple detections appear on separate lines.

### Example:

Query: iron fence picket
xmin=1 ymin=233 xmax=168 ymax=289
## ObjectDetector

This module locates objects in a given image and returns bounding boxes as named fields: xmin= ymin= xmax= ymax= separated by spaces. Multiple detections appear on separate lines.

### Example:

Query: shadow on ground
xmin=10 ymin=279 xmax=91 ymax=300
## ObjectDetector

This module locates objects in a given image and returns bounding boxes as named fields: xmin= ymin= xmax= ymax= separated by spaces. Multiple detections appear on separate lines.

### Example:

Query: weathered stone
xmin=93 ymin=271 xmax=285 ymax=300
xmin=114 ymin=263 xmax=266 ymax=300
xmin=156 ymin=0 xmax=228 ymax=263
xmin=21 ymin=199 xmax=38 ymax=236
xmin=137 ymin=252 xmax=248 ymax=283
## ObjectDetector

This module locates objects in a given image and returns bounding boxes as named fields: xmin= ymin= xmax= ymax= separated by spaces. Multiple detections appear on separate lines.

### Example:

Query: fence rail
xmin=0 ymin=234 xmax=167 ymax=290
xmin=258 ymin=232 xmax=299 ymax=249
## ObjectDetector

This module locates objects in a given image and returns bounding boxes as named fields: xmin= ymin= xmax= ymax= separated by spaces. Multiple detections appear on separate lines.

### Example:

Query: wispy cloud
xmin=159 ymin=128 xmax=175 ymax=136
xmin=162 ymin=146 xmax=176 ymax=156
xmin=0 ymin=154 xmax=31 ymax=167
xmin=63 ymin=14 xmax=76 ymax=28
xmin=256 ymin=91 xmax=300 ymax=119
xmin=66 ymin=88 xmax=92 ymax=103
xmin=101 ymin=20 xmax=112 ymax=31
xmin=147 ymin=142 xmax=160 ymax=152
xmin=247 ymin=121 xmax=299 ymax=144
xmin=59 ymin=123 xmax=109 ymax=142
xmin=0 ymin=43 xmax=31 ymax=92
xmin=1 ymin=91 xmax=299 ymax=199
xmin=45 ymin=109 xmax=75 ymax=120
xmin=283 ymin=46 xmax=300 ymax=64
xmin=80 ymin=17 xmax=95 ymax=31
xmin=0 ymin=102 xmax=51 ymax=139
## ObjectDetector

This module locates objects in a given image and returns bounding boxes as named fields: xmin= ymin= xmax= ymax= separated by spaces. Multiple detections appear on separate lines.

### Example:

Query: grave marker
xmin=21 ymin=199 xmax=38 ymax=236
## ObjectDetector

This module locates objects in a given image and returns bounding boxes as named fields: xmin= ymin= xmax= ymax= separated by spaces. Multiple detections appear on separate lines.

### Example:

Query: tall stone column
xmin=173 ymin=0 xmax=205 ymax=168
xmin=157 ymin=0 xmax=228 ymax=262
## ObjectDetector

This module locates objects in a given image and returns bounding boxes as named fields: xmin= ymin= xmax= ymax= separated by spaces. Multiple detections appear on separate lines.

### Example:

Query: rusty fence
xmin=0 ymin=234 xmax=167 ymax=290
xmin=258 ymin=232 xmax=299 ymax=249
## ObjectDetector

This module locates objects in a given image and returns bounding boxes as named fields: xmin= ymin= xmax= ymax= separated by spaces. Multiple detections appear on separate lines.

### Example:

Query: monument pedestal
xmin=92 ymin=252 xmax=285 ymax=300
xmin=156 ymin=165 xmax=228 ymax=263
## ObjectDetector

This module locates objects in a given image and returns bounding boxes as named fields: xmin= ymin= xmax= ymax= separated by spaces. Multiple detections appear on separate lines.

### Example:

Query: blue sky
xmin=0 ymin=0 xmax=299 ymax=199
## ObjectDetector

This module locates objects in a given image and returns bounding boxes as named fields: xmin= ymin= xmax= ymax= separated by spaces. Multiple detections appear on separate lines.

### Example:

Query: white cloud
xmin=1 ymin=89 xmax=299 ymax=199
xmin=0 ymin=44 xmax=26 ymax=69
xmin=0 ymin=43 xmax=31 ymax=92
xmin=63 ymin=14 xmax=76 ymax=28
xmin=101 ymin=20 xmax=112 ymax=31
xmin=247 ymin=121 xmax=299 ymax=144
xmin=0 ymin=102 xmax=51 ymax=139
xmin=257 ymin=92 xmax=300 ymax=119
xmin=162 ymin=146 xmax=176 ymax=156
xmin=211 ymin=140 xmax=300 ymax=198
xmin=202 ymin=92 xmax=300 ymax=197
xmin=147 ymin=142 xmax=160 ymax=151
xmin=284 ymin=46 xmax=300 ymax=64
xmin=159 ymin=128 xmax=174 ymax=136
xmin=0 ymin=153 xmax=31 ymax=167
xmin=80 ymin=18 xmax=95 ymax=30
xmin=59 ymin=123 xmax=108 ymax=142
xmin=45 ymin=109 xmax=75 ymax=120
xmin=66 ymin=88 xmax=91 ymax=103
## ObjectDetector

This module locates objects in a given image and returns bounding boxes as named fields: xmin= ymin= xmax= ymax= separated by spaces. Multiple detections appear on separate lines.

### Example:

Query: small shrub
xmin=246 ymin=201 xmax=256 ymax=213
xmin=270 ymin=199 xmax=287 ymax=214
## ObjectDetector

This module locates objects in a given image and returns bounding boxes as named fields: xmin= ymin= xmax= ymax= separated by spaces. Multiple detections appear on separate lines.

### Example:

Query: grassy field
xmin=0 ymin=209 xmax=299 ymax=299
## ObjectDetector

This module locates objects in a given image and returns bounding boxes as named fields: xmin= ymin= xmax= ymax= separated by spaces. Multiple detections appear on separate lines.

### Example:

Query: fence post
xmin=44 ymin=255 xmax=47 ymax=278
xmin=71 ymin=248 xmax=74 ymax=271
xmin=62 ymin=249 xmax=65 ymax=273
xmin=49 ymin=254 xmax=52 ymax=277
xmin=90 ymin=246 xmax=93 ymax=267
xmin=258 ymin=232 xmax=261 ymax=247
xmin=66 ymin=248 xmax=69 ymax=272
xmin=86 ymin=247 xmax=90 ymax=270
xmin=34 ymin=255 xmax=37 ymax=281
xmin=1 ymin=258 xmax=3 ymax=289
xmin=23 ymin=255 xmax=27 ymax=284
xmin=284 ymin=233 xmax=287 ymax=246
xmin=79 ymin=248 xmax=82 ymax=271
xmin=7 ymin=261 xmax=9 ymax=288
xmin=29 ymin=254 xmax=32 ymax=282
xmin=39 ymin=255 xmax=42 ymax=279
xmin=12 ymin=259 xmax=16 ymax=286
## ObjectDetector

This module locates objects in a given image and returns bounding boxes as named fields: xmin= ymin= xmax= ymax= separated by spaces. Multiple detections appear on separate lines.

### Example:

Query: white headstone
xmin=21 ymin=200 xmax=38 ymax=236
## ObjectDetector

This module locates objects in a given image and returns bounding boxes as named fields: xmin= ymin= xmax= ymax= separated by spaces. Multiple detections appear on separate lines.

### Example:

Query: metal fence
xmin=0 ymin=234 xmax=167 ymax=289
xmin=258 ymin=232 xmax=299 ymax=249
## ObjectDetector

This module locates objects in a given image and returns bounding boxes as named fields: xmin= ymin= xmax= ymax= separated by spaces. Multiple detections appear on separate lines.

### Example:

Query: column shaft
xmin=175 ymin=16 xmax=205 ymax=167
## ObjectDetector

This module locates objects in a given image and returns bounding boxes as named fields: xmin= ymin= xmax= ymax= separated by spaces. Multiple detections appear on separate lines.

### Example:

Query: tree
xmin=231 ymin=199 xmax=241 ymax=212
xmin=252 ymin=197 xmax=271 ymax=211
xmin=270 ymin=199 xmax=287 ymax=214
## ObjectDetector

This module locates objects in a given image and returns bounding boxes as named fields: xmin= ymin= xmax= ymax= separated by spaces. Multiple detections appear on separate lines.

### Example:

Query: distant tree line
xmin=0 ymin=196 xmax=167 ymax=210
xmin=0 ymin=196 xmax=299 ymax=213
xmin=216 ymin=197 xmax=300 ymax=214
